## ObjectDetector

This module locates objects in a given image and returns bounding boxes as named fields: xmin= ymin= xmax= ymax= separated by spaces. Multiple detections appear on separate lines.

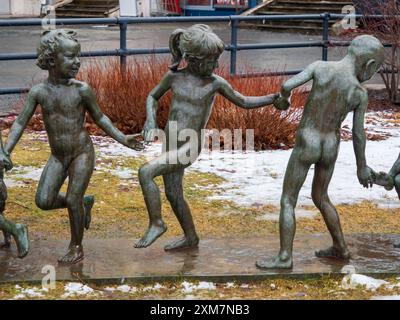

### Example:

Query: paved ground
xmin=1 ymin=234 xmax=400 ymax=283
xmin=0 ymin=22 xmax=383 ymax=114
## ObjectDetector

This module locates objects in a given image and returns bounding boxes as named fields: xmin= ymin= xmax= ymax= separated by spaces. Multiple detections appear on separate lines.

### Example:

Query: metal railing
xmin=0 ymin=13 xmax=390 ymax=95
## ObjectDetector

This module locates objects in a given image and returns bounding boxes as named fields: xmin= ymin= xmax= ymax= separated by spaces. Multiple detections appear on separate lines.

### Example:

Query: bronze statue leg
xmin=58 ymin=151 xmax=94 ymax=264
xmin=0 ymin=214 xmax=29 ymax=258
xmin=312 ymin=157 xmax=350 ymax=260
xmin=163 ymin=168 xmax=199 ymax=251
xmin=256 ymin=148 xmax=313 ymax=269
xmin=135 ymin=142 xmax=195 ymax=248
xmin=394 ymin=175 xmax=400 ymax=248
xmin=35 ymin=155 xmax=68 ymax=211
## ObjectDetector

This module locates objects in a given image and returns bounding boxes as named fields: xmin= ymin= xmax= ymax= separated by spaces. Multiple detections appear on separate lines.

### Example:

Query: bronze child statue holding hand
xmin=256 ymin=35 xmax=385 ymax=269
xmin=5 ymin=30 xmax=143 ymax=264
xmin=135 ymin=24 xmax=281 ymax=251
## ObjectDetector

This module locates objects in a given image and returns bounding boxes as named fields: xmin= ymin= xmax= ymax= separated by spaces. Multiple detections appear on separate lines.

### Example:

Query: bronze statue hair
xmin=169 ymin=24 xmax=224 ymax=71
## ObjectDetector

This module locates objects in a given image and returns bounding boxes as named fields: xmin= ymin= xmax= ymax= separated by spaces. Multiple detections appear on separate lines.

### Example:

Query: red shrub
xmin=10 ymin=56 xmax=306 ymax=150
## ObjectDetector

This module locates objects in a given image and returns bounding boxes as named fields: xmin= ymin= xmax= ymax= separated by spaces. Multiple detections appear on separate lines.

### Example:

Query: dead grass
xmin=1 ymin=275 xmax=400 ymax=300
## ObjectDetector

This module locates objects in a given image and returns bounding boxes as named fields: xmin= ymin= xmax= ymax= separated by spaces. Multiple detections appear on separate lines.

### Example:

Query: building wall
xmin=9 ymin=0 xmax=42 ymax=16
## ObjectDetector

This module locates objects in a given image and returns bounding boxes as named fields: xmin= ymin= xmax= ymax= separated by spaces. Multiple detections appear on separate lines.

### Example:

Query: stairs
xmin=241 ymin=0 xmax=354 ymax=33
xmin=56 ymin=0 xmax=120 ymax=18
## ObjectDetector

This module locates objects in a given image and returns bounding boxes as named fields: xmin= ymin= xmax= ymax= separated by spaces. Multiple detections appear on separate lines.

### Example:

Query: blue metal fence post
xmin=248 ymin=0 xmax=258 ymax=8
xmin=119 ymin=21 xmax=127 ymax=73
xmin=322 ymin=12 xmax=330 ymax=61
xmin=230 ymin=17 xmax=238 ymax=76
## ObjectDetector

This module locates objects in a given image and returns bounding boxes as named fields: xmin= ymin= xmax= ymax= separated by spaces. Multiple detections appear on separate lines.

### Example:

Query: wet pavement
xmin=1 ymin=234 xmax=399 ymax=284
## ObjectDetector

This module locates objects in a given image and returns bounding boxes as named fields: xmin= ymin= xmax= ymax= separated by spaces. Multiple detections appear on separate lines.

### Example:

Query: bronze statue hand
xmin=125 ymin=134 xmax=145 ymax=151
xmin=0 ymin=152 xmax=13 ymax=171
xmin=141 ymin=120 xmax=157 ymax=144
xmin=273 ymin=94 xmax=290 ymax=111
xmin=357 ymin=166 xmax=375 ymax=188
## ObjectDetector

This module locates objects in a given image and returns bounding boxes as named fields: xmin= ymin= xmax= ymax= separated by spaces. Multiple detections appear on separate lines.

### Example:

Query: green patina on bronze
xmin=135 ymin=24 xmax=281 ymax=251
xmin=256 ymin=35 xmax=386 ymax=269
xmin=0 ymin=133 xmax=29 ymax=259
xmin=4 ymin=29 xmax=143 ymax=264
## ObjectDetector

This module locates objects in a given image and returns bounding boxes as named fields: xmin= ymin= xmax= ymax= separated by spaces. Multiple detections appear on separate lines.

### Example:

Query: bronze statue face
xmin=54 ymin=38 xmax=81 ymax=79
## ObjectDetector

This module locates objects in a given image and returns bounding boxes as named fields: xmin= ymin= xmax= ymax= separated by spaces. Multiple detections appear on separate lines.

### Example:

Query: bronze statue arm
xmin=217 ymin=77 xmax=278 ymax=109
xmin=273 ymin=62 xmax=318 ymax=111
xmin=5 ymin=87 xmax=38 ymax=154
xmin=281 ymin=62 xmax=318 ymax=98
xmin=81 ymin=84 xmax=130 ymax=147
xmin=142 ymin=72 xmax=173 ymax=142
xmin=146 ymin=72 xmax=173 ymax=123
xmin=353 ymin=91 xmax=373 ymax=188
xmin=388 ymin=155 xmax=400 ymax=177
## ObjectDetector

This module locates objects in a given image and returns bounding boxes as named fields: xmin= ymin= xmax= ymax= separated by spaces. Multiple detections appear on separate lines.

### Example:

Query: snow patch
xmin=341 ymin=274 xmax=389 ymax=291
xmin=12 ymin=286 xmax=47 ymax=299
xmin=62 ymin=282 xmax=95 ymax=297
xmin=181 ymin=281 xmax=216 ymax=293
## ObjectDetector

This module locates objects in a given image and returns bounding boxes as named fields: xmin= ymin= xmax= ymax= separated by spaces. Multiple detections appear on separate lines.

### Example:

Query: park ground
xmin=0 ymin=108 xmax=400 ymax=299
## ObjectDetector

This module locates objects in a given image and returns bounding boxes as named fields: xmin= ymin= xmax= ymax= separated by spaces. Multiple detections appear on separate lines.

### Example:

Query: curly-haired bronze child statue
xmin=5 ymin=30 xmax=144 ymax=264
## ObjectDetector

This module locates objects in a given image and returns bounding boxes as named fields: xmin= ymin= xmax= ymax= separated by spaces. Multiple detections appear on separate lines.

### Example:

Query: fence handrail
xmin=0 ymin=13 xmax=396 ymax=95
xmin=0 ymin=13 xmax=397 ymax=26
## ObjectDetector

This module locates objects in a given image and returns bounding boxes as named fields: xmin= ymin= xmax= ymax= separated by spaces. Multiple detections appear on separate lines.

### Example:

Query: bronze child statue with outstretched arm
xmin=0 ymin=133 xmax=29 ymax=258
xmin=256 ymin=35 xmax=385 ymax=269
xmin=5 ymin=30 xmax=143 ymax=264
xmin=370 ymin=157 xmax=400 ymax=248
xmin=135 ymin=24 xmax=281 ymax=251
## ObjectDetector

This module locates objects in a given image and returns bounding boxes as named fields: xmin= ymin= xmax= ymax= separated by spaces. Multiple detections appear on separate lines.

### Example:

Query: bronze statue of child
xmin=135 ymin=24 xmax=281 ymax=251
xmin=256 ymin=35 xmax=385 ymax=269
xmin=0 ymin=134 xmax=29 ymax=258
xmin=371 ymin=159 xmax=400 ymax=248
xmin=5 ymin=29 xmax=143 ymax=264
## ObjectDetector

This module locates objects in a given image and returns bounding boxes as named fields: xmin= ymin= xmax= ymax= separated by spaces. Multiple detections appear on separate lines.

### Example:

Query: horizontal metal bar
xmin=118 ymin=16 xmax=231 ymax=23
xmin=236 ymin=41 xmax=323 ymax=51
xmin=1 ymin=14 xmax=397 ymax=28
xmin=0 ymin=50 xmax=121 ymax=61
xmin=0 ymin=52 xmax=37 ymax=60
xmin=0 ymin=41 xmax=324 ymax=61
xmin=0 ymin=17 xmax=117 ymax=26
xmin=233 ymin=14 xmax=325 ymax=21
xmin=125 ymin=48 xmax=170 ymax=55
xmin=0 ymin=87 xmax=29 ymax=95
xmin=329 ymin=40 xmax=393 ymax=48
xmin=235 ymin=70 xmax=303 ymax=78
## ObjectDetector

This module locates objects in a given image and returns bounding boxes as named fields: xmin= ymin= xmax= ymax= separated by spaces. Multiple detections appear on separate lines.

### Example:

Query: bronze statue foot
xmin=164 ymin=235 xmax=199 ymax=251
xmin=84 ymin=195 xmax=94 ymax=230
xmin=134 ymin=221 xmax=167 ymax=248
xmin=0 ymin=230 xmax=11 ymax=249
xmin=394 ymin=239 xmax=400 ymax=248
xmin=255 ymin=254 xmax=293 ymax=269
xmin=58 ymin=245 xmax=84 ymax=264
xmin=315 ymin=246 xmax=350 ymax=259
xmin=14 ymin=224 xmax=29 ymax=258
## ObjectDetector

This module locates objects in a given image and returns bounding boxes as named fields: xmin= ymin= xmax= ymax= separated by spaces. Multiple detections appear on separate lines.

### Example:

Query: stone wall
xmin=10 ymin=0 xmax=42 ymax=16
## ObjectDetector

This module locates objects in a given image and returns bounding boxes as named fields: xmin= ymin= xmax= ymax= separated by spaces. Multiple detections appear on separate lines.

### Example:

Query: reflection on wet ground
xmin=1 ymin=234 xmax=399 ymax=284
